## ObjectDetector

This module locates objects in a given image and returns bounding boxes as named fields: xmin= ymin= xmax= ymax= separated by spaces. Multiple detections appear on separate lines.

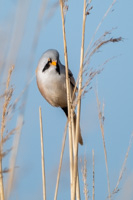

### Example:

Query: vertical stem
xmin=96 ymin=95 xmax=111 ymax=199
xmin=92 ymin=150 xmax=95 ymax=200
xmin=54 ymin=121 xmax=68 ymax=200
xmin=76 ymin=172 xmax=81 ymax=200
xmin=6 ymin=115 xmax=23 ymax=200
xmin=113 ymin=132 xmax=133 ymax=194
xmin=39 ymin=107 xmax=46 ymax=200
xmin=71 ymin=110 xmax=80 ymax=200
xmin=0 ymin=162 xmax=4 ymax=200
xmin=59 ymin=0 xmax=73 ymax=198
xmin=0 ymin=130 xmax=4 ymax=200
xmin=0 ymin=66 xmax=14 ymax=200
xmin=73 ymin=0 xmax=86 ymax=199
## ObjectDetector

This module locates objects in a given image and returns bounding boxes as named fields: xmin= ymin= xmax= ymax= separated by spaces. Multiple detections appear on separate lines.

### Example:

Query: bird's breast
xmin=36 ymin=70 xmax=68 ymax=107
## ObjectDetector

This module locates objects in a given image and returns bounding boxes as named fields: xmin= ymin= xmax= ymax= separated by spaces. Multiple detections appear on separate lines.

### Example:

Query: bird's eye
xmin=48 ymin=58 xmax=52 ymax=63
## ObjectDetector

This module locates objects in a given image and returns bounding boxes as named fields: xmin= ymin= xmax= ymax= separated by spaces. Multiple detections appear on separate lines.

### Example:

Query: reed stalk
xmin=0 ymin=65 xmax=14 ymax=200
xmin=73 ymin=0 xmax=86 ymax=199
xmin=113 ymin=132 xmax=133 ymax=195
xmin=81 ymin=156 xmax=89 ymax=200
xmin=0 ymin=163 xmax=4 ymax=200
xmin=39 ymin=107 xmax=46 ymax=200
xmin=92 ymin=150 xmax=95 ymax=200
xmin=96 ymin=94 xmax=111 ymax=200
xmin=6 ymin=115 xmax=23 ymax=200
xmin=54 ymin=121 xmax=68 ymax=200
xmin=59 ymin=0 xmax=74 ymax=198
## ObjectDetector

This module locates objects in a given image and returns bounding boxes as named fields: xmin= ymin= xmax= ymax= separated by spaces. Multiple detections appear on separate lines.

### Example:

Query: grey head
xmin=37 ymin=49 xmax=60 ymax=72
xmin=41 ymin=49 xmax=59 ymax=61
xmin=37 ymin=49 xmax=62 ymax=75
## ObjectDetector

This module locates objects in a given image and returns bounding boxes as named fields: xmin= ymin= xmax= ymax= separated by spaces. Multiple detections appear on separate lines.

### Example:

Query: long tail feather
xmin=61 ymin=107 xmax=83 ymax=145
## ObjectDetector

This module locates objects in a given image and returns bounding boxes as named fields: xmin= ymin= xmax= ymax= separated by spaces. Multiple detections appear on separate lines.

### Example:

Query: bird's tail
xmin=61 ymin=107 xmax=83 ymax=145
xmin=73 ymin=113 xmax=83 ymax=145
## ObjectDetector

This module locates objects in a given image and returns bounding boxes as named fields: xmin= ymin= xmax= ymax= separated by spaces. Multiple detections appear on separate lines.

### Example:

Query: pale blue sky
xmin=0 ymin=0 xmax=133 ymax=200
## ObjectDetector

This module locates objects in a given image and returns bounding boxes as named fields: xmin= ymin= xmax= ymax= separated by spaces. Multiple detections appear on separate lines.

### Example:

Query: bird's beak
xmin=50 ymin=60 xmax=57 ymax=66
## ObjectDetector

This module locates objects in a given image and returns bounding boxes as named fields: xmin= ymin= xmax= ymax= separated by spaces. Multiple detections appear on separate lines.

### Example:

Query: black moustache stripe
xmin=42 ymin=61 xmax=50 ymax=72
xmin=56 ymin=63 xmax=60 ymax=75
xmin=42 ymin=60 xmax=60 ymax=75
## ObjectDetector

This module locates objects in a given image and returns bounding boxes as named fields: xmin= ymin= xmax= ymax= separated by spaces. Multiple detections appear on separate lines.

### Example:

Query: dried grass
xmin=6 ymin=115 xmax=23 ymax=200
xmin=0 ymin=65 xmax=14 ymax=200
xmin=81 ymin=156 xmax=89 ymax=200
xmin=0 ymin=0 xmax=128 ymax=200
xmin=96 ymin=92 xmax=111 ymax=200
xmin=0 ymin=64 xmax=25 ymax=200
xmin=57 ymin=0 xmax=122 ymax=199
xmin=85 ymin=0 xmax=117 ymax=59
xmin=0 ymin=66 xmax=14 ymax=141
xmin=112 ymin=132 xmax=133 ymax=196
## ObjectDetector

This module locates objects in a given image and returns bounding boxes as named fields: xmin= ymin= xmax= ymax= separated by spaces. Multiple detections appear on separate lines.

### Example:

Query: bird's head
xmin=36 ymin=49 xmax=60 ymax=74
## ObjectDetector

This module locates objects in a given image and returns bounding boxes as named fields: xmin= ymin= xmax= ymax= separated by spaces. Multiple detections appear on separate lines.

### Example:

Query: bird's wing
xmin=68 ymin=69 xmax=78 ymax=91
xmin=61 ymin=64 xmax=77 ymax=91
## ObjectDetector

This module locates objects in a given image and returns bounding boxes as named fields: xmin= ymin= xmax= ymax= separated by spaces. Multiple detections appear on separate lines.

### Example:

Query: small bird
xmin=36 ymin=49 xmax=83 ymax=145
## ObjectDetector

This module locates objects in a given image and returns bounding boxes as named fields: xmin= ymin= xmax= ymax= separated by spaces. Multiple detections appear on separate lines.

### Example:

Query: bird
xmin=36 ymin=49 xmax=83 ymax=145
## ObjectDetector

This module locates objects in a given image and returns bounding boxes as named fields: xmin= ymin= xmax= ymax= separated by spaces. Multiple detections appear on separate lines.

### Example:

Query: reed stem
xmin=59 ymin=0 xmax=74 ymax=198
xmin=73 ymin=0 xmax=86 ymax=199
xmin=39 ymin=107 xmax=46 ymax=200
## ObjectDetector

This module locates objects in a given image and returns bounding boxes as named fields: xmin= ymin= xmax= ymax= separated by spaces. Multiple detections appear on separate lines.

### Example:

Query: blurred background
xmin=0 ymin=0 xmax=133 ymax=199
